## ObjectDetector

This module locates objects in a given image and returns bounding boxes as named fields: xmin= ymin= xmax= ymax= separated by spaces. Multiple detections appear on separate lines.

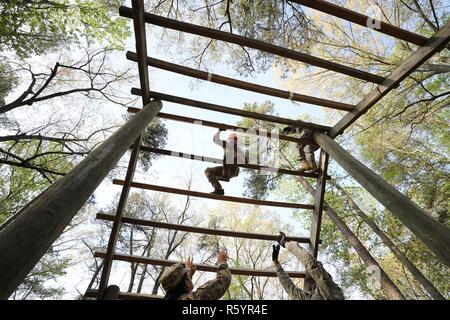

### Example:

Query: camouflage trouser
xmin=298 ymin=144 xmax=319 ymax=163
xmin=285 ymin=241 xmax=344 ymax=300
xmin=204 ymin=165 xmax=240 ymax=191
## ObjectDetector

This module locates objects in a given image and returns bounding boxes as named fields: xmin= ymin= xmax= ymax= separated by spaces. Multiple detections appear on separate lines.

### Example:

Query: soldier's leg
xmin=297 ymin=145 xmax=311 ymax=172
xmin=297 ymin=144 xmax=306 ymax=161
xmin=229 ymin=166 xmax=239 ymax=179
xmin=285 ymin=241 xmax=344 ymax=299
xmin=304 ymin=145 xmax=318 ymax=173
xmin=204 ymin=166 xmax=225 ymax=194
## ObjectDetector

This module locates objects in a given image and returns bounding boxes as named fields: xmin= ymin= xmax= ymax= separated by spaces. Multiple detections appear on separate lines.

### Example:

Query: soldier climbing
xmin=282 ymin=126 xmax=318 ymax=173
xmin=272 ymin=231 xmax=344 ymax=300
xmin=204 ymin=128 xmax=245 ymax=195
xmin=160 ymin=249 xmax=231 ymax=300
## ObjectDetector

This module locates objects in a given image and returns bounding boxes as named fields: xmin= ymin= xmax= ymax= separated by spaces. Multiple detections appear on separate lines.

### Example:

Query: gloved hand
xmin=277 ymin=231 xmax=287 ymax=248
xmin=272 ymin=244 xmax=280 ymax=262
xmin=282 ymin=126 xmax=295 ymax=134
xmin=217 ymin=249 xmax=228 ymax=265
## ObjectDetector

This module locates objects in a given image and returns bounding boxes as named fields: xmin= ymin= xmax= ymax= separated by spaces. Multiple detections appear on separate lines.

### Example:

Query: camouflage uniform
xmin=276 ymin=241 xmax=344 ymax=300
xmin=205 ymin=165 xmax=240 ymax=192
xmin=295 ymin=128 xmax=319 ymax=164
xmin=179 ymin=263 xmax=231 ymax=300
xmin=205 ymin=132 xmax=243 ymax=193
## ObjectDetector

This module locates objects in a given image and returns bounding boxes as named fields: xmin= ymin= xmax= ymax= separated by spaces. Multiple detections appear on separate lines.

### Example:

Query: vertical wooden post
xmin=97 ymin=0 xmax=152 ymax=298
xmin=314 ymin=132 xmax=450 ymax=266
xmin=304 ymin=150 xmax=329 ymax=290
xmin=309 ymin=150 xmax=329 ymax=257
xmin=0 ymin=100 xmax=162 ymax=299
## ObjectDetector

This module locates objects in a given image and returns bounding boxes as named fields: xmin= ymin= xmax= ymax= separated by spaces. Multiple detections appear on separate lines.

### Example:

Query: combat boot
xmin=210 ymin=188 xmax=225 ymax=195
xmin=298 ymin=160 xmax=311 ymax=173
xmin=305 ymin=161 xmax=318 ymax=173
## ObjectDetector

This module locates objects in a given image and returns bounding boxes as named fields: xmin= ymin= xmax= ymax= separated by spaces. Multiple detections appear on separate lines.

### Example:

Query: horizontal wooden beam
xmin=128 ymin=109 xmax=313 ymax=145
xmin=289 ymin=0 xmax=428 ymax=46
xmin=139 ymin=146 xmax=329 ymax=179
xmin=127 ymin=51 xmax=354 ymax=112
xmin=119 ymin=6 xmax=385 ymax=83
xmin=84 ymin=289 xmax=163 ymax=300
xmin=97 ymin=213 xmax=310 ymax=243
xmin=113 ymin=179 xmax=324 ymax=210
xmin=94 ymin=252 xmax=306 ymax=278
xmin=131 ymin=89 xmax=331 ymax=132
xmin=329 ymin=21 xmax=450 ymax=138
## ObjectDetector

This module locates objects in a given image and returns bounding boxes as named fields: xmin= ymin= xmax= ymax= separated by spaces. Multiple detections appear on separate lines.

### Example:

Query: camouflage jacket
xmin=276 ymin=242 xmax=345 ymax=300
xmin=179 ymin=263 xmax=231 ymax=300
xmin=276 ymin=264 xmax=321 ymax=300
xmin=294 ymin=128 xmax=313 ymax=140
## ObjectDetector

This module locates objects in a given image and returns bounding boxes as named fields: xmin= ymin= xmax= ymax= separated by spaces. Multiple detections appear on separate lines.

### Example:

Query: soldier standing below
xmin=160 ymin=249 xmax=231 ymax=300
xmin=205 ymin=128 xmax=244 ymax=195
xmin=272 ymin=232 xmax=344 ymax=300
xmin=282 ymin=126 xmax=318 ymax=173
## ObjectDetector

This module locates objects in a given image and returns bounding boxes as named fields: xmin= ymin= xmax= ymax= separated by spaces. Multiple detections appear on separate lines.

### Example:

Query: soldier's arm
xmin=190 ymin=263 xmax=231 ymax=300
xmin=285 ymin=241 xmax=344 ymax=299
xmin=213 ymin=129 xmax=225 ymax=148
xmin=274 ymin=262 xmax=310 ymax=300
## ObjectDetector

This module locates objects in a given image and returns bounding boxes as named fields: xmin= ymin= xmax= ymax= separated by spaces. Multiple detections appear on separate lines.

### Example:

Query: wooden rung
xmin=128 ymin=109 xmax=315 ymax=145
xmin=119 ymin=6 xmax=386 ymax=83
xmin=84 ymin=289 xmax=163 ymax=300
xmin=96 ymin=213 xmax=310 ymax=243
xmin=289 ymin=0 xmax=428 ymax=46
xmin=139 ymin=146 xmax=330 ymax=179
xmin=112 ymin=179 xmax=325 ymax=210
xmin=126 ymin=51 xmax=354 ymax=112
xmin=131 ymin=89 xmax=331 ymax=132
xmin=94 ymin=252 xmax=306 ymax=278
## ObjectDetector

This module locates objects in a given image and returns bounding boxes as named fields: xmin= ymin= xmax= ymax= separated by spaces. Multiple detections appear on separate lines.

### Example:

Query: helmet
xmin=159 ymin=263 xmax=188 ymax=291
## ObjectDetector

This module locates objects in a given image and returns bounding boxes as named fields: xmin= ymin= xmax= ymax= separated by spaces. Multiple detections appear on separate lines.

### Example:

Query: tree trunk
xmin=137 ymin=230 xmax=155 ymax=293
xmin=152 ymin=267 xmax=165 ymax=295
xmin=332 ymin=182 xmax=445 ymax=300
xmin=136 ymin=264 xmax=147 ymax=293
xmin=127 ymin=263 xmax=138 ymax=293
xmin=127 ymin=228 xmax=137 ymax=292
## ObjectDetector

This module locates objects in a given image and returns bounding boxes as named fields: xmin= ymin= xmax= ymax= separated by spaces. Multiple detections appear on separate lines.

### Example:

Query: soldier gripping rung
xmin=138 ymin=146 xmax=331 ymax=179
xmin=112 ymin=179 xmax=326 ymax=210
xmin=94 ymin=252 xmax=306 ymax=278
